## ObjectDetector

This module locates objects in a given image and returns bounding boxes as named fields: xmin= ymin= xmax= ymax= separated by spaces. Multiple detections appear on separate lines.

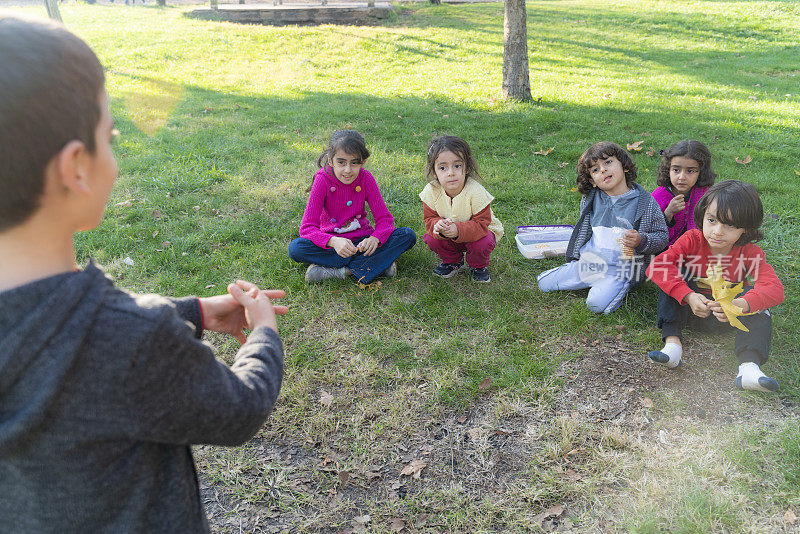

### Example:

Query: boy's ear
xmin=54 ymin=140 xmax=91 ymax=195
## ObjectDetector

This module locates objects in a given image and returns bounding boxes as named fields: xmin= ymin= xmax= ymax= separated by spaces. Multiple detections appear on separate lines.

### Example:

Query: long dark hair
xmin=575 ymin=141 xmax=637 ymax=195
xmin=657 ymin=140 xmax=716 ymax=189
xmin=425 ymin=135 xmax=481 ymax=182
xmin=694 ymin=180 xmax=764 ymax=245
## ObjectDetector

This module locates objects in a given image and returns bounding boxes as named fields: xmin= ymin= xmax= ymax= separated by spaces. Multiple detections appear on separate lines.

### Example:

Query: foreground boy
xmin=0 ymin=14 xmax=286 ymax=532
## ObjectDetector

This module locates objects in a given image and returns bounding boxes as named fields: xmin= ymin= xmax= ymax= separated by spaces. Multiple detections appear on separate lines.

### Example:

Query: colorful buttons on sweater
xmin=346 ymin=200 xmax=353 ymax=206
xmin=355 ymin=186 xmax=361 ymax=192
xmin=356 ymin=214 xmax=361 ymax=219
xmin=330 ymin=186 xmax=336 ymax=192
xmin=330 ymin=218 xmax=336 ymax=223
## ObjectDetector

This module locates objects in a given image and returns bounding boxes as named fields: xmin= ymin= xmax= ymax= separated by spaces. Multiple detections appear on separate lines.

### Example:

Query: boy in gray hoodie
xmin=0 ymin=14 xmax=286 ymax=533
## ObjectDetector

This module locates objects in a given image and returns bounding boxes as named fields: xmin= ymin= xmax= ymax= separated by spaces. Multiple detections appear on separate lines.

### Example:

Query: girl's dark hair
xmin=693 ymin=180 xmax=764 ymax=245
xmin=657 ymin=139 xmax=716 ymax=188
xmin=317 ymin=129 xmax=370 ymax=169
xmin=425 ymin=135 xmax=481 ymax=182
xmin=575 ymin=141 xmax=637 ymax=195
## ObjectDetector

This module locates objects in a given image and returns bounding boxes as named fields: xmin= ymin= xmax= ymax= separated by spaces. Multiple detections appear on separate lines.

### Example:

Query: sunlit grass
xmin=8 ymin=1 xmax=800 ymax=528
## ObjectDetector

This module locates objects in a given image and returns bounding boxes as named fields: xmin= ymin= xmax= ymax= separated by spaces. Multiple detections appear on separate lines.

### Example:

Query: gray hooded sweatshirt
xmin=0 ymin=262 xmax=284 ymax=533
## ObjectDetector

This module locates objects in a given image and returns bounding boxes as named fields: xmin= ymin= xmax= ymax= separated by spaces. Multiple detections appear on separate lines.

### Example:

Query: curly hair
xmin=693 ymin=180 xmax=764 ymax=245
xmin=575 ymin=141 xmax=637 ymax=195
xmin=425 ymin=135 xmax=481 ymax=182
xmin=656 ymin=140 xmax=716 ymax=189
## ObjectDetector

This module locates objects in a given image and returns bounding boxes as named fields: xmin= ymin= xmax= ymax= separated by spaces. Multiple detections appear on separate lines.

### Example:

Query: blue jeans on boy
xmin=288 ymin=227 xmax=416 ymax=284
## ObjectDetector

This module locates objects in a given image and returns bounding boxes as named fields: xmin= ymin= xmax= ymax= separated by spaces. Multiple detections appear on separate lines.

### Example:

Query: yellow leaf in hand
xmin=719 ymin=301 xmax=750 ymax=332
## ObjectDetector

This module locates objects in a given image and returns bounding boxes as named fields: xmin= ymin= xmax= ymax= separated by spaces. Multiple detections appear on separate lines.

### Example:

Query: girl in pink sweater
xmin=288 ymin=130 xmax=416 ymax=284
xmin=652 ymin=140 xmax=716 ymax=245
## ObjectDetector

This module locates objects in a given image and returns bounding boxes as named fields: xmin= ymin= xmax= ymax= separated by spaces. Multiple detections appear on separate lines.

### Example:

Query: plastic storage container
xmin=515 ymin=225 xmax=574 ymax=259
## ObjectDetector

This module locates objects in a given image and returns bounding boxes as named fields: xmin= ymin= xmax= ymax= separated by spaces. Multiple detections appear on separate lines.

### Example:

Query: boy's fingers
xmin=228 ymin=284 xmax=245 ymax=304
xmin=273 ymin=305 xmax=289 ymax=315
xmin=236 ymin=280 xmax=258 ymax=291
xmin=233 ymin=330 xmax=247 ymax=344
xmin=261 ymin=289 xmax=286 ymax=300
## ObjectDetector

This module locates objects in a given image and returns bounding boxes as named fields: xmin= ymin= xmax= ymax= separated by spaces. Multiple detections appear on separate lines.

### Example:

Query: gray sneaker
xmin=305 ymin=264 xmax=346 ymax=283
xmin=384 ymin=262 xmax=397 ymax=278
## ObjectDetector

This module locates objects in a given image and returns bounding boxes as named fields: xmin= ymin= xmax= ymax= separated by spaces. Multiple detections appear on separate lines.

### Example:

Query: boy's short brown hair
xmin=0 ymin=14 xmax=105 ymax=232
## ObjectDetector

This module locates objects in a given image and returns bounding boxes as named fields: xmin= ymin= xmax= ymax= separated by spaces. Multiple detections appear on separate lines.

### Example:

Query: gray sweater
xmin=0 ymin=262 xmax=284 ymax=533
xmin=565 ymin=183 xmax=669 ymax=285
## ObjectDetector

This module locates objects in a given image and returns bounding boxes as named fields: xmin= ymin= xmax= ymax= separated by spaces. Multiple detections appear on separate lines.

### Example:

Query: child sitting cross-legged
xmin=288 ymin=129 xmax=416 ymax=284
xmin=0 ymin=15 xmax=286 ymax=531
xmin=646 ymin=180 xmax=784 ymax=392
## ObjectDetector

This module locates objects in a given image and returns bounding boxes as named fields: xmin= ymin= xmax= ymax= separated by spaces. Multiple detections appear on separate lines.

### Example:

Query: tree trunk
xmin=156 ymin=0 xmax=166 ymax=6
xmin=502 ymin=0 xmax=531 ymax=101
xmin=44 ymin=0 xmax=63 ymax=22
xmin=210 ymin=0 xmax=218 ymax=9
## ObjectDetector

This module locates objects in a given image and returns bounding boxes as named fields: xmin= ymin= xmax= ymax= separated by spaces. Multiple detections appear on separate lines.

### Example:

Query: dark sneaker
xmin=471 ymin=267 xmax=491 ymax=283
xmin=433 ymin=261 xmax=463 ymax=278
xmin=305 ymin=264 xmax=346 ymax=283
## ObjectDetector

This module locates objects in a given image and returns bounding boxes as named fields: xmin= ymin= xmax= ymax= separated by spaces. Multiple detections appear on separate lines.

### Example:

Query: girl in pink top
xmin=652 ymin=140 xmax=716 ymax=245
xmin=288 ymin=130 xmax=416 ymax=284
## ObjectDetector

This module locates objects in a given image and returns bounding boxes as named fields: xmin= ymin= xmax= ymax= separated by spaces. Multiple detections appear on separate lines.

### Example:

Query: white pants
xmin=537 ymin=260 xmax=631 ymax=314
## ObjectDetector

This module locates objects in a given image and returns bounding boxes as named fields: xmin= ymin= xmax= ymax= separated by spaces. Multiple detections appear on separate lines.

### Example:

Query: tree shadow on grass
xmin=387 ymin=2 xmax=800 ymax=96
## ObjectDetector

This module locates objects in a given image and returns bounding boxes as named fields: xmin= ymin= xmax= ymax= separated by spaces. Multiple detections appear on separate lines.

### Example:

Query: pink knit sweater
xmin=299 ymin=167 xmax=396 ymax=249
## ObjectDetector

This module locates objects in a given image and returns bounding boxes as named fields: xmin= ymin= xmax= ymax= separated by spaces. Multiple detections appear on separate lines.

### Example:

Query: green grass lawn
xmin=11 ymin=0 xmax=800 ymax=530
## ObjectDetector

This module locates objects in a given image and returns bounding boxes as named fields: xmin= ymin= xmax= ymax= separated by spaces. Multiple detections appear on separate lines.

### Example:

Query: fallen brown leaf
xmin=640 ymin=397 xmax=654 ymax=409
xmin=319 ymin=390 xmax=334 ymax=407
xmin=558 ymin=162 xmax=569 ymax=168
xmin=353 ymin=514 xmax=371 ymax=525
xmin=645 ymin=147 xmax=656 ymax=157
xmin=735 ymin=155 xmax=752 ymax=165
xmin=457 ymin=415 xmax=468 ymax=424
xmin=400 ymin=459 xmax=427 ymax=479
xmin=478 ymin=377 xmax=492 ymax=391
xmin=467 ymin=427 xmax=483 ymax=441
xmin=785 ymin=509 xmax=797 ymax=526
xmin=534 ymin=504 xmax=567 ymax=526
xmin=364 ymin=471 xmax=382 ymax=481
xmin=388 ymin=517 xmax=406 ymax=532
xmin=627 ymin=140 xmax=644 ymax=151
xmin=533 ymin=146 xmax=555 ymax=156
xmin=151 ymin=209 xmax=163 ymax=219
xmin=338 ymin=470 xmax=350 ymax=485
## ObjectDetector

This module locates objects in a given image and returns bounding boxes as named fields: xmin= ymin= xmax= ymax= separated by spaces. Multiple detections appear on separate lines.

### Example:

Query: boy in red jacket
xmin=646 ymin=180 xmax=784 ymax=392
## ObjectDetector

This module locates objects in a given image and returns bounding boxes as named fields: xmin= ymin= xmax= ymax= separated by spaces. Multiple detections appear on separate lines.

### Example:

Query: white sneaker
xmin=384 ymin=262 xmax=397 ymax=278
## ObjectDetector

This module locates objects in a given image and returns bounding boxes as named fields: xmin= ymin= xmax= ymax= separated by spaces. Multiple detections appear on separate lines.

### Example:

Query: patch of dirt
xmin=198 ymin=333 xmax=799 ymax=533
xmin=558 ymin=333 xmax=797 ymax=427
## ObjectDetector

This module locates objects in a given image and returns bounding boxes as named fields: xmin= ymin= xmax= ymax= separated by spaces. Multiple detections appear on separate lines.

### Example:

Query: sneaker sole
xmin=434 ymin=264 xmax=464 ymax=279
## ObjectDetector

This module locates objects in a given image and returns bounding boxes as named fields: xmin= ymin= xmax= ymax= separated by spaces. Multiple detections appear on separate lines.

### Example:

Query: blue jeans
xmin=288 ymin=227 xmax=417 ymax=284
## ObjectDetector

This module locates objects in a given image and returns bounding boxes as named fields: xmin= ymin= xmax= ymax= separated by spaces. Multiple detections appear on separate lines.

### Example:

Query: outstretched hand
xmin=200 ymin=282 xmax=287 ymax=344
